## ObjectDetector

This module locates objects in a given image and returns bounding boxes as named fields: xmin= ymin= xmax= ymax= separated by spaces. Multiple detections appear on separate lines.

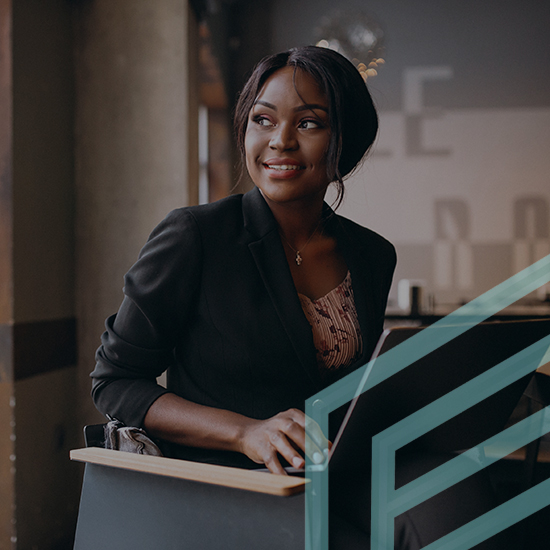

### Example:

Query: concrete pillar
xmin=0 ymin=0 xmax=197 ymax=547
xmin=73 ymin=0 xmax=197 ymax=425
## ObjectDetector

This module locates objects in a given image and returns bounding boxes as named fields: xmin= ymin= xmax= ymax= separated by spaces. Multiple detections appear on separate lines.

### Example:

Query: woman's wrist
xmin=144 ymin=392 xmax=257 ymax=454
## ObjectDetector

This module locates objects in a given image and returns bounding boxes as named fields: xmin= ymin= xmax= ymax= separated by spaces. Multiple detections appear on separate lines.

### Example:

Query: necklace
xmin=281 ymin=221 xmax=323 ymax=266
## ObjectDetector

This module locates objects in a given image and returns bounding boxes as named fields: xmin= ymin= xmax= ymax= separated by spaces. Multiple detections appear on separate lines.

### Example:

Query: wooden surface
xmin=70 ymin=447 xmax=306 ymax=496
xmin=494 ymin=445 xmax=550 ymax=463
xmin=536 ymin=360 xmax=550 ymax=377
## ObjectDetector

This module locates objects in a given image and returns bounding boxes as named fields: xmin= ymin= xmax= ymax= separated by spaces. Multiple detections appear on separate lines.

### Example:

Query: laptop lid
xmin=327 ymin=318 xmax=550 ymax=471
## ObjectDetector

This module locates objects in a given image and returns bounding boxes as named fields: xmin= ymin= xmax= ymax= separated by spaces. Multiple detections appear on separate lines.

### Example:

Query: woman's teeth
xmin=265 ymin=165 xmax=304 ymax=170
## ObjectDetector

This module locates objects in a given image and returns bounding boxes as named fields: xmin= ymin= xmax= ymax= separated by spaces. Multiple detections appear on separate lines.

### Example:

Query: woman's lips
xmin=262 ymin=160 xmax=305 ymax=178
xmin=264 ymin=164 xmax=305 ymax=171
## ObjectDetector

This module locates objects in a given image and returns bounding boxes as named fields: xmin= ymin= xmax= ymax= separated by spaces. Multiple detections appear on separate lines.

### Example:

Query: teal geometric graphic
xmin=304 ymin=254 xmax=550 ymax=550
xmin=371 ymin=336 xmax=550 ymax=549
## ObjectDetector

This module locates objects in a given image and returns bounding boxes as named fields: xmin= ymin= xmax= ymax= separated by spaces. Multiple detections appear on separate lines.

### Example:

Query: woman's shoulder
xmin=146 ymin=193 xmax=246 ymax=244
xmin=125 ymin=195 xmax=248 ymax=305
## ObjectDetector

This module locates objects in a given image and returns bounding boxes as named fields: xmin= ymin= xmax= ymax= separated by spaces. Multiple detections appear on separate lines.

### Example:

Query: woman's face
xmin=244 ymin=67 xmax=331 ymax=208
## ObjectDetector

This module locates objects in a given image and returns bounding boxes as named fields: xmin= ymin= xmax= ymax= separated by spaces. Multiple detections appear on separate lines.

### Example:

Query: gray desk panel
xmin=74 ymin=463 xmax=305 ymax=550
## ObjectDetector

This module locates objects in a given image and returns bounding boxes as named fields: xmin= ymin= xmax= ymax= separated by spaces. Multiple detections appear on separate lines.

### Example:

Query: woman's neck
xmin=268 ymin=200 xmax=325 ymax=249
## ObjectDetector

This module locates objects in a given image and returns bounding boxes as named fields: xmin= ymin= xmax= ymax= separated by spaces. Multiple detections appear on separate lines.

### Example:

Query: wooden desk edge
xmin=537 ymin=361 xmax=550 ymax=376
xmin=70 ymin=448 xmax=307 ymax=497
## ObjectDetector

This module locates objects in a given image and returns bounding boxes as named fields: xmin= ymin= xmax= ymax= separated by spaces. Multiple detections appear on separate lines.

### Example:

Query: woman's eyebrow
xmin=254 ymin=100 xmax=277 ymax=110
xmin=295 ymin=104 xmax=328 ymax=113
xmin=253 ymin=100 xmax=328 ymax=113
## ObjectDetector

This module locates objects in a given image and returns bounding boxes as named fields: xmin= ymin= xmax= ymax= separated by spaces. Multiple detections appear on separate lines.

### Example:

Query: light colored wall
xmin=272 ymin=0 xmax=550 ymax=308
xmin=74 ymin=0 xmax=194 ymax=426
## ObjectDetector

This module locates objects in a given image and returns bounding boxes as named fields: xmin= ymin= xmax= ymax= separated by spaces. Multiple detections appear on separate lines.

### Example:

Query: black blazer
xmin=92 ymin=187 xmax=396 ymax=464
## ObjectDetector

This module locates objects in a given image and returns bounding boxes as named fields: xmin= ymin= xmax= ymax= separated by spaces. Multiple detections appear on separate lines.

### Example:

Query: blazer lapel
xmin=327 ymin=215 xmax=380 ymax=366
xmin=243 ymin=188 xmax=323 ymax=391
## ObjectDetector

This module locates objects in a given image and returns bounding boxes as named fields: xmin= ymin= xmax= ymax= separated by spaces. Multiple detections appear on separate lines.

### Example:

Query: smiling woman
xmin=235 ymin=46 xmax=378 ymax=209
xmin=90 ymin=46 xmax=510 ymax=549
xmin=245 ymin=67 xmax=331 ymax=208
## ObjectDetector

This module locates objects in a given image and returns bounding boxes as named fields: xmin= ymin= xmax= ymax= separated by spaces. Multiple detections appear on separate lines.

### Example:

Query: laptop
xmin=286 ymin=318 xmax=550 ymax=474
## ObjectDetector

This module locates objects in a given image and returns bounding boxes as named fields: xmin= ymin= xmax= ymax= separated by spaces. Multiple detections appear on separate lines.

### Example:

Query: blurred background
xmin=0 ymin=0 xmax=548 ymax=547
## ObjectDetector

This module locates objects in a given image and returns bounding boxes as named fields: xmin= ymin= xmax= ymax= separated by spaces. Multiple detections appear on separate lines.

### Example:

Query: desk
xmin=71 ymin=448 xmax=306 ymax=550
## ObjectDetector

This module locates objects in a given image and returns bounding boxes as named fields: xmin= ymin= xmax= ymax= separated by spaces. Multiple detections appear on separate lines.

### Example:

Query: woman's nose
xmin=269 ymin=123 xmax=298 ymax=151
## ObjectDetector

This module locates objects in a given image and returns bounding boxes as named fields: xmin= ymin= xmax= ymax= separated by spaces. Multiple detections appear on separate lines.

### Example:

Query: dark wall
xmin=271 ymin=0 xmax=550 ymax=111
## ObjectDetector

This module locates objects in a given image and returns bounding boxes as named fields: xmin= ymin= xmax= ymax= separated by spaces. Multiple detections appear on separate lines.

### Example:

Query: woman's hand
xmin=240 ymin=408 xmax=330 ymax=475
xmin=144 ymin=395 xmax=330 ymax=475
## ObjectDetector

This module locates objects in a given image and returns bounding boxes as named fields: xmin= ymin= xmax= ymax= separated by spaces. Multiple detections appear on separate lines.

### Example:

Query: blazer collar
xmin=242 ymin=186 xmax=278 ymax=238
xmin=243 ymin=187 xmax=323 ymax=390
xmin=242 ymin=187 xmax=379 ymax=389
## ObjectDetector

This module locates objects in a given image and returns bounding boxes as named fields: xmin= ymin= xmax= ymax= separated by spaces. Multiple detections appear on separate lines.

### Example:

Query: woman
xmin=91 ymin=46 xmax=507 ymax=548
xmin=92 ymin=45 xmax=395 ymax=471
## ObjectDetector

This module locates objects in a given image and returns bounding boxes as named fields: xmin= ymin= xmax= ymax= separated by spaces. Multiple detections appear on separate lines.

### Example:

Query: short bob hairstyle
xmin=234 ymin=45 xmax=378 ymax=206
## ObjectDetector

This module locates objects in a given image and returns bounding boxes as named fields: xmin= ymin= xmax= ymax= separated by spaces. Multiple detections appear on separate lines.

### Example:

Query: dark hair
xmin=234 ymin=45 xmax=378 ymax=207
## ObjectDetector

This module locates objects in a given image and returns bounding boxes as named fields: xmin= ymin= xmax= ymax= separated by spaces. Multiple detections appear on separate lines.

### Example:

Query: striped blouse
xmin=298 ymin=271 xmax=363 ymax=371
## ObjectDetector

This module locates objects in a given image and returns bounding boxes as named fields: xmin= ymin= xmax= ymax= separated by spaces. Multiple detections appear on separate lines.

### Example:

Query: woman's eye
xmin=253 ymin=116 xmax=274 ymax=127
xmin=299 ymin=120 xmax=321 ymax=130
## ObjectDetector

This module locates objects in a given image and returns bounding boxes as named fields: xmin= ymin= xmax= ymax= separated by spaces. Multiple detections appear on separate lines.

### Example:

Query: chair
xmin=83 ymin=423 xmax=105 ymax=448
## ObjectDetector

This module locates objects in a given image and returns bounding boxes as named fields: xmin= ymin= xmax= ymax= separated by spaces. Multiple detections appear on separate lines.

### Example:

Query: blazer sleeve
xmin=91 ymin=208 xmax=203 ymax=427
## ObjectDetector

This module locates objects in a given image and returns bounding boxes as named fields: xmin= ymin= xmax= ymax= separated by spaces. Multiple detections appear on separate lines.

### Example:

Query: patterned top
xmin=298 ymin=271 xmax=363 ymax=371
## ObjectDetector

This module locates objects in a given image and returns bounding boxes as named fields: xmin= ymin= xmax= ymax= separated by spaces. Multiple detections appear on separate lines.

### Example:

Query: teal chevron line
xmin=371 ymin=336 xmax=550 ymax=549
xmin=379 ymin=336 xmax=550 ymax=453
xmin=390 ymin=405 xmax=550 ymax=515
xmin=305 ymin=254 xmax=550 ymax=550
xmin=422 ymin=476 xmax=550 ymax=550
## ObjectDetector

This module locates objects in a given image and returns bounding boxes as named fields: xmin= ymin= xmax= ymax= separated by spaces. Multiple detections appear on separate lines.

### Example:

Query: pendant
xmin=295 ymin=251 xmax=302 ymax=266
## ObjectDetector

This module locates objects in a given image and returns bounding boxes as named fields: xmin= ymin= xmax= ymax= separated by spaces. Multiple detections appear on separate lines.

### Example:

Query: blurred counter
xmin=385 ymin=303 xmax=550 ymax=328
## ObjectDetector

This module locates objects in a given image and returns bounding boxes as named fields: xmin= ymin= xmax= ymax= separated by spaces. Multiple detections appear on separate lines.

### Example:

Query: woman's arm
xmin=91 ymin=208 xmax=201 ymax=426
xmin=95 ymin=296 xmax=328 ymax=474
xmin=144 ymin=393 xmax=328 ymax=475
xmin=92 ymin=206 xmax=329 ymax=473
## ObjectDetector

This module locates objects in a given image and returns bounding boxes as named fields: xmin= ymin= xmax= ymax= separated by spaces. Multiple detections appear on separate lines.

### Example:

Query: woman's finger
xmin=305 ymin=415 xmax=330 ymax=454
xmin=269 ymin=427 xmax=306 ymax=470
xmin=305 ymin=431 xmax=326 ymax=465
xmin=275 ymin=416 xmax=325 ymax=466
xmin=264 ymin=452 xmax=288 ymax=475
xmin=276 ymin=410 xmax=330 ymax=464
